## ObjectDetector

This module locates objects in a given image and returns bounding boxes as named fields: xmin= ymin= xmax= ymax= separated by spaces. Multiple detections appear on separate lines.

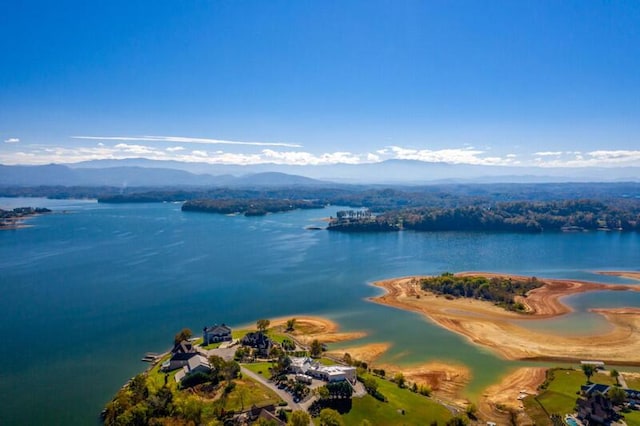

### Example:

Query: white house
xmin=288 ymin=357 xmax=356 ymax=384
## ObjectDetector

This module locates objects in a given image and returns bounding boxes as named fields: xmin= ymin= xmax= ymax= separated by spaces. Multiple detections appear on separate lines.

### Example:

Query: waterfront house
xmin=162 ymin=352 xmax=198 ymax=371
xmin=174 ymin=354 xmax=211 ymax=383
xmin=241 ymin=331 xmax=273 ymax=357
xmin=203 ymin=323 xmax=232 ymax=345
xmin=576 ymin=392 xmax=618 ymax=425
xmin=171 ymin=340 xmax=195 ymax=355
xmin=288 ymin=356 xmax=356 ymax=384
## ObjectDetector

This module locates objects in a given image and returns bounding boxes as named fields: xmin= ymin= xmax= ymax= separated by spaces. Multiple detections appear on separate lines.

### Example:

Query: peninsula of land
xmin=0 ymin=206 xmax=51 ymax=229
xmin=371 ymin=272 xmax=640 ymax=365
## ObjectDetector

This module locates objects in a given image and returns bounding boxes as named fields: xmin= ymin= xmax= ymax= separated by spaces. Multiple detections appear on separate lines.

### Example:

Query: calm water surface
xmin=1 ymin=198 xmax=639 ymax=425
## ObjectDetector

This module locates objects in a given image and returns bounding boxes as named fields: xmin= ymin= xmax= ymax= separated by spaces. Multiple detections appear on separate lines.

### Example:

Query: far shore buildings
xmin=288 ymin=357 xmax=357 ymax=384
xmin=203 ymin=323 xmax=232 ymax=345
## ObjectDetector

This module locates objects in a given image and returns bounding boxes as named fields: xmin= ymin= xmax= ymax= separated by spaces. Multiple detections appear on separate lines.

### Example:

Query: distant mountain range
xmin=0 ymin=159 xmax=638 ymax=187
xmin=0 ymin=164 xmax=327 ymax=187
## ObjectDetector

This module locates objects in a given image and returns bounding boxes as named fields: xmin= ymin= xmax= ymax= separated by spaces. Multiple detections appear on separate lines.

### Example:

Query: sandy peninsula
xmin=242 ymin=315 xmax=367 ymax=344
xmin=371 ymin=273 xmax=640 ymax=365
xmin=596 ymin=271 xmax=640 ymax=281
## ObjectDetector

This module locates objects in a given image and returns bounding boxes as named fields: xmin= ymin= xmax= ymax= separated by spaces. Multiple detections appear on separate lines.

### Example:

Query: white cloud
xmin=2 ymin=138 xmax=640 ymax=168
xmin=4 ymin=137 xmax=20 ymax=143
xmin=534 ymin=151 xmax=563 ymax=156
xmin=72 ymin=135 xmax=302 ymax=148
xmin=386 ymin=146 xmax=518 ymax=166
xmin=535 ymin=150 xmax=640 ymax=167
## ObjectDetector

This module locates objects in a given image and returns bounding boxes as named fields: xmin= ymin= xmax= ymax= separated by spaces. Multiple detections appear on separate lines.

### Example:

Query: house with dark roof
xmin=581 ymin=383 xmax=611 ymax=397
xmin=241 ymin=331 xmax=273 ymax=357
xmin=171 ymin=340 xmax=195 ymax=355
xmin=203 ymin=323 xmax=232 ymax=345
xmin=576 ymin=392 xmax=619 ymax=425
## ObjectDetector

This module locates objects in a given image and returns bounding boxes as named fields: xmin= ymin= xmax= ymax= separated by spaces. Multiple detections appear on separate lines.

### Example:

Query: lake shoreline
xmin=370 ymin=272 xmax=640 ymax=365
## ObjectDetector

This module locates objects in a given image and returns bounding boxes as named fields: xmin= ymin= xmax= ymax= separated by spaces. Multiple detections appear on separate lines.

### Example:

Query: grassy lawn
xmin=623 ymin=409 xmax=640 ymax=426
xmin=233 ymin=329 xmax=250 ymax=340
xmin=202 ymin=341 xmax=222 ymax=350
xmin=225 ymin=377 xmax=282 ymax=411
xmin=319 ymin=357 xmax=337 ymax=366
xmin=340 ymin=375 xmax=452 ymax=425
xmin=146 ymin=355 xmax=180 ymax=393
xmin=267 ymin=330 xmax=290 ymax=344
xmin=523 ymin=396 xmax=553 ymax=426
xmin=242 ymin=361 xmax=275 ymax=379
xmin=527 ymin=368 xmax=619 ymax=419
xmin=624 ymin=374 xmax=640 ymax=390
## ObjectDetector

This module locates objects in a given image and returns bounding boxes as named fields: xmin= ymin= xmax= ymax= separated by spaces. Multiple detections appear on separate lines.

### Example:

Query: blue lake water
xmin=1 ymin=198 xmax=639 ymax=425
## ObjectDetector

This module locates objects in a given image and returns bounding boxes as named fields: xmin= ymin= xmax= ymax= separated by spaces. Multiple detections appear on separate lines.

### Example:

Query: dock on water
xmin=141 ymin=352 xmax=163 ymax=363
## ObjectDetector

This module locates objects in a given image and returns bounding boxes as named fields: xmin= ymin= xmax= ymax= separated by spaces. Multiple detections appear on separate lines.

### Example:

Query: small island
xmin=0 ymin=206 xmax=51 ymax=229
xmin=372 ymin=272 xmax=640 ymax=365
xmin=182 ymin=199 xmax=326 ymax=217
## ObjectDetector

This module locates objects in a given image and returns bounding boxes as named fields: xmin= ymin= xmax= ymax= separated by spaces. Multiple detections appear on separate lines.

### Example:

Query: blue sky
xmin=1 ymin=0 xmax=639 ymax=167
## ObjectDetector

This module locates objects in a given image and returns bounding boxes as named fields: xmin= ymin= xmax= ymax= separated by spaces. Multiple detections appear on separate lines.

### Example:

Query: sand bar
xmin=596 ymin=271 xmax=640 ymax=281
xmin=240 ymin=315 xmax=367 ymax=344
xmin=371 ymin=273 xmax=640 ymax=364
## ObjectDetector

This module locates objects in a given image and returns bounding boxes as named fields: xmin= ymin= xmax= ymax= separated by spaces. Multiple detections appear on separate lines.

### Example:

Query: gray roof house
xmin=203 ymin=323 xmax=232 ymax=345
xmin=174 ymin=354 xmax=211 ymax=383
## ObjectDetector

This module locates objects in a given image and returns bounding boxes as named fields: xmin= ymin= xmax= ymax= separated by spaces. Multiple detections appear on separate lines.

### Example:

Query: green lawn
xmin=233 ymin=329 xmax=251 ymax=340
xmin=522 ymin=396 xmax=553 ymax=426
xmin=624 ymin=374 xmax=640 ymax=390
xmin=527 ymin=368 xmax=619 ymax=419
xmin=202 ymin=341 xmax=222 ymax=350
xmin=623 ymin=410 xmax=640 ymax=426
xmin=340 ymin=375 xmax=452 ymax=425
xmin=222 ymin=376 xmax=283 ymax=412
xmin=319 ymin=357 xmax=337 ymax=366
xmin=242 ymin=361 xmax=275 ymax=379
xmin=146 ymin=354 xmax=180 ymax=393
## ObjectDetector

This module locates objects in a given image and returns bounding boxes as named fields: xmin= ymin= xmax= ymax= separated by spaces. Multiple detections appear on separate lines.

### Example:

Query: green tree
xmin=316 ymin=386 xmax=330 ymax=400
xmin=173 ymin=328 xmax=192 ymax=344
xmin=286 ymin=318 xmax=297 ymax=331
xmin=318 ymin=408 xmax=345 ymax=426
xmin=342 ymin=352 xmax=353 ymax=365
xmin=581 ymin=364 xmax=596 ymax=383
xmin=466 ymin=403 xmax=478 ymax=420
xmin=257 ymin=319 xmax=271 ymax=332
xmin=310 ymin=339 xmax=323 ymax=358
xmin=445 ymin=415 xmax=469 ymax=426
xmin=288 ymin=410 xmax=311 ymax=426
xmin=393 ymin=372 xmax=406 ymax=388
xmin=359 ymin=421 xmax=372 ymax=426
xmin=363 ymin=377 xmax=378 ymax=394
xmin=608 ymin=386 xmax=626 ymax=406
xmin=611 ymin=369 xmax=620 ymax=386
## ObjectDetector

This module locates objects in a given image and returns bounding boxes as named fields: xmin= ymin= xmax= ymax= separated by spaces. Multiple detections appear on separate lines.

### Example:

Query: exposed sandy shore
xmin=371 ymin=273 xmax=640 ymax=364
xmin=255 ymin=316 xmax=367 ymax=344
xmin=325 ymin=342 xmax=392 ymax=365
xmin=596 ymin=271 xmax=640 ymax=281
xmin=478 ymin=367 xmax=547 ymax=425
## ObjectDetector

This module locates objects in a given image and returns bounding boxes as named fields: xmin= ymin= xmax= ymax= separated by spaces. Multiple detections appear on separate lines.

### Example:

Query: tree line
xmin=420 ymin=273 xmax=543 ymax=312
xmin=328 ymin=199 xmax=640 ymax=233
